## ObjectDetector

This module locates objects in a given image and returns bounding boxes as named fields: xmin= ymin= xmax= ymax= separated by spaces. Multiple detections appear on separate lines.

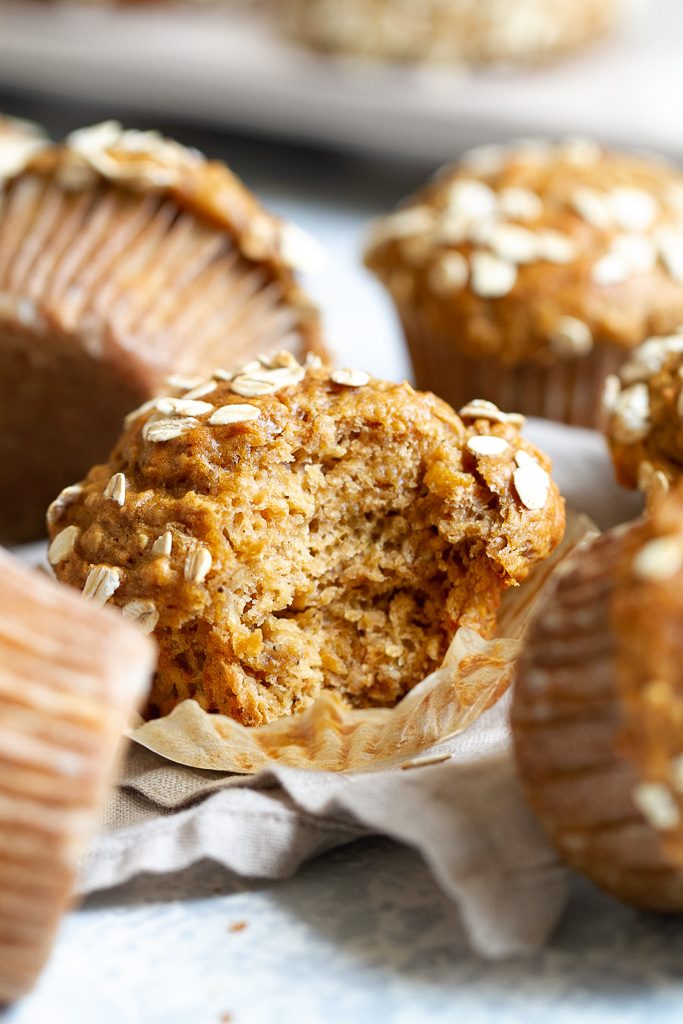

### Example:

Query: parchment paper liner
xmin=401 ymin=314 xmax=626 ymax=431
xmin=128 ymin=510 xmax=594 ymax=774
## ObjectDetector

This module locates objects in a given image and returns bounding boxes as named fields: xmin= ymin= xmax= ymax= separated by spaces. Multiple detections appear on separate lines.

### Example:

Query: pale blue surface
xmin=5 ymin=838 xmax=683 ymax=1024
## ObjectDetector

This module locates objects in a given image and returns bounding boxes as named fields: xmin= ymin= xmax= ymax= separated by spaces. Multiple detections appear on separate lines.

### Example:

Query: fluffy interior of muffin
xmin=150 ymin=396 xmax=504 ymax=725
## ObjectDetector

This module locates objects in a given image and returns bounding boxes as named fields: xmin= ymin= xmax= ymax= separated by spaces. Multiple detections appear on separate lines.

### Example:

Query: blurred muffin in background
xmin=365 ymin=139 xmax=683 ymax=429
xmin=0 ymin=120 xmax=324 ymax=544
xmin=286 ymin=0 xmax=622 ymax=65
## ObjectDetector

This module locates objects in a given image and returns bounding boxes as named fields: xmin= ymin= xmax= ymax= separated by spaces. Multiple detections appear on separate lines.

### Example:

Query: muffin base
xmin=403 ymin=316 xmax=625 ymax=428
xmin=513 ymin=527 xmax=683 ymax=911
xmin=0 ymin=171 xmax=321 ymax=542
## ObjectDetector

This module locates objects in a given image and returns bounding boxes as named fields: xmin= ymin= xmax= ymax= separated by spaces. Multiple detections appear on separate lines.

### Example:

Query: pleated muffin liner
xmin=0 ymin=169 xmax=318 ymax=379
xmin=401 ymin=315 xmax=626 ymax=431
xmin=127 ymin=510 xmax=593 ymax=774
xmin=0 ymin=550 xmax=153 ymax=1003
xmin=512 ymin=525 xmax=683 ymax=910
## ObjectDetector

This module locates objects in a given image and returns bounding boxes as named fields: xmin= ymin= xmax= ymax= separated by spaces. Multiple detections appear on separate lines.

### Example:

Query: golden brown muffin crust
xmin=365 ymin=139 xmax=683 ymax=367
xmin=603 ymin=330 xmax=683 ymax=494
xmin=612 ymin=488 xmax=683 ymax=866
xmin=48 ymin=356 xmax=564 ymax=727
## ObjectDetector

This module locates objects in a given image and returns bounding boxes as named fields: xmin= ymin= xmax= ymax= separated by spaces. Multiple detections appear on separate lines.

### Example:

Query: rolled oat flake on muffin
xmin=604 ymin=327 xmax=683 ymax=494
xmin=48 ymin=355 xmax=565 ymax=727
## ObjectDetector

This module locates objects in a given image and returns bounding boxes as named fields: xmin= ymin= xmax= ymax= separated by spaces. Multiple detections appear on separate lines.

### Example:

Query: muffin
xmin=603 ymin=327 xmax=683 ymax=500
xmin=47 ymin=354 xmax=565 ymax=727
xmin=0 ymin=119 xmax=324 ymax=544
xmin=365 ymin=139 xmax=683 ymax=428
xmin=0 ymin=114 xmax=48 ymax=172
xmin=286 ymin=0 xmax=621 ymax=65
xmin=513 ymin=496 xmax=683 ymax=910
xmin=0 ymin=548 xmax=154 ymax=1003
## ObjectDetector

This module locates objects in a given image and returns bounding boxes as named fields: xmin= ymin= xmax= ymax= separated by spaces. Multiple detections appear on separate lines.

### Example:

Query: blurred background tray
xmin=0 ymin=0 xmax=679 ymax=163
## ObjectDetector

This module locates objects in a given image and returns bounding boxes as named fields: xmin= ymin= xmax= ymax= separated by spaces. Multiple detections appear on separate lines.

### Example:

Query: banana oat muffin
xmin=0 ymin=119 xmax=323 ymax=543
xmin=603 ymin=328 xmax=683 ymax=499
xmin=48 ymin=354 xmax=564 ymax=727
xmin=514 ymin=491 xmax=683 ymax=910
xmin=0 ymin=548 xmax=154 ymax=1003
xmin=365 ymin=139 xmax=683 ymax=427
xmin=286 ymin=0 xmax=621 ymax=66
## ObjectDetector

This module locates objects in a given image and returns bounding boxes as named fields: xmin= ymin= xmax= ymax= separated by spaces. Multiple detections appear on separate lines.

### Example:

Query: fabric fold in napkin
xmin=82 ymin=693 xmax=568 ymax=959
xmin=65 ymin=421 xmax=641 ymax=958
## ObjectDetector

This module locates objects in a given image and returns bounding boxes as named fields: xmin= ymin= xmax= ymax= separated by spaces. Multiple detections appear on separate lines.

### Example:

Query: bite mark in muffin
xmin=48 ymin=353 xmax=565 ymax=726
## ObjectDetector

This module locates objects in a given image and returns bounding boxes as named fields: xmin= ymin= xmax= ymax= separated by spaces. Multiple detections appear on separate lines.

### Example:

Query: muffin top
xmin=603 ymin=328 xmax=683 ymax=495
xmin=612 ymin=488 xmax=683 ymax=859
xmin=365 ymin=139 xmax=683 ymax=366
xmin=47 ymin=353 xmax=565 ymax=727
xmin=0 ymin=119 xmax=322 ymax=353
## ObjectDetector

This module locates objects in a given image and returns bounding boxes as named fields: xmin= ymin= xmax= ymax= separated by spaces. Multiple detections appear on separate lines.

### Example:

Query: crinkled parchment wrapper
xmin=128 ymin=511 xmax=594 ymax=774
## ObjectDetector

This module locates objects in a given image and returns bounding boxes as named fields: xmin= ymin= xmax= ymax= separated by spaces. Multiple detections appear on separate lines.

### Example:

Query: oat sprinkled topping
xmin=633 ymin=781 xmax=681 ymax=831
xmin=151 ymin=531 xmax=173 ymax=557
xmin=550 ymin=316 xmax=593 ymax=357
xmin=184 ymin=546 xmax=213 ymax=585
xmin=46 ymin=483 xmax=84 ymax=528
xmin=610 ymin=382 xmax=651 ymax=444
xmin=330 ymin=368 xmax=370 ymax=388
xmin=143 ymin=417 xmax=200 ymax=443
xmin=466 ymin=435 xmax=510 ymax=457
xmin=513 ymin=451 xmax=550 ymax=510
xmin=48 ymin=525 xmax=79 ymax=566
xmin=103 ymin=472 xmax=126 ymax=507
xmin=155 ymin=397 xmax=214 ymax=417
xmin=82 ymin=564 xmax=121 ymax=606
xmin=469 ymin=251 xmax=517 ymax=298
xmin=632 ymin=536 xmax=683 ymax=581
xmin=458 ymin=399 xmax=525 ymax=427
xmin=230 ymin=376 xmax=278 ymax=398
xmin=182 ymin=380 xmax=218 ymax=401
xmin=122 ymin=599 xmax=159 ymax=635
xmin=209 ymin=404 xmax=261 ymax=426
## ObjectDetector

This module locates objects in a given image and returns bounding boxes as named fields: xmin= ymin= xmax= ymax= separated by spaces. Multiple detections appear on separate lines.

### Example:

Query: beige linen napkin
xmin=82 ymin=690 xmax=567 ymax=959
xmin=23 ymin=420 xmax=641 ymax=959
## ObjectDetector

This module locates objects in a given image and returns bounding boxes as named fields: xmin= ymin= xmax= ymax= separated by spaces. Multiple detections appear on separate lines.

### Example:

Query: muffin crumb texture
xmin=49 ymin=356 xmax=564 ymax=726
